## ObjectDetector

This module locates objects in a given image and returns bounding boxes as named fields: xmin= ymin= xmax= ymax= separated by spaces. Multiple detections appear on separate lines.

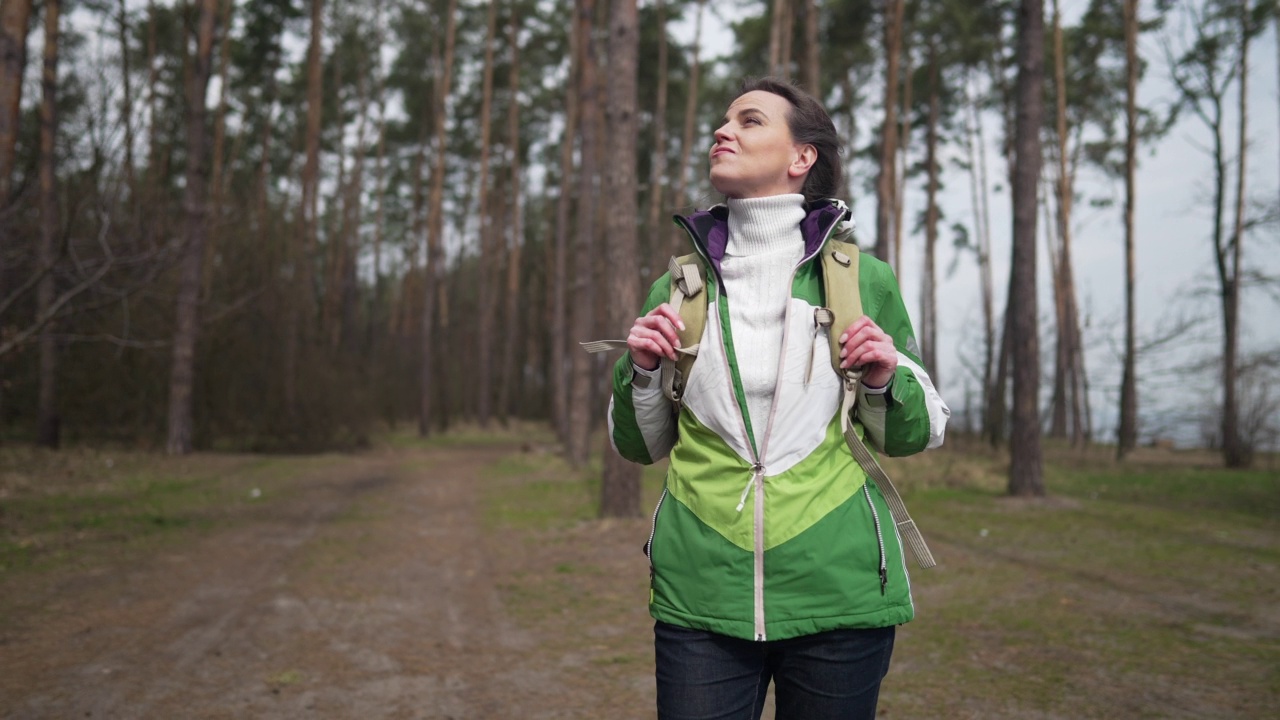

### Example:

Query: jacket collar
xmin=674 ymin=199 xmax=851 ymax=277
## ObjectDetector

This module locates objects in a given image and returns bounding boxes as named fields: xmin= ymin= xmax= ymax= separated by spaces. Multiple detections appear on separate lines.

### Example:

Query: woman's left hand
xmin=838 ymin=317 xmax=898 ymax=389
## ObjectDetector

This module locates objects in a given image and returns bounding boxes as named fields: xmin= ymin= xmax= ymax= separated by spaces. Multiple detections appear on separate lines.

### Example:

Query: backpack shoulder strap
xmin=818 ymin=239 xmax=863 ymax=384
xmin=663 ymin=253 xmax=707 ymax=409
xmin=819 ymin=239 xmax=936 ymax=570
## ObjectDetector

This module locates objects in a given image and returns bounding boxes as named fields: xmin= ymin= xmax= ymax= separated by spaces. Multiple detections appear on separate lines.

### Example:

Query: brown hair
xmin=734 ymin=77 xmax=843 ymax=203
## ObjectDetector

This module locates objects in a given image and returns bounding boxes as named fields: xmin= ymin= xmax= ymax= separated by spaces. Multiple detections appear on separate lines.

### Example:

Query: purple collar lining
xmin=678 ymin=202 xmax=847 ymax=276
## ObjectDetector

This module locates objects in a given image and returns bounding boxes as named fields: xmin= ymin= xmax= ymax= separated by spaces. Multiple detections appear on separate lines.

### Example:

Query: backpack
xmin=584 ymin=240 xmax=935 ymax=569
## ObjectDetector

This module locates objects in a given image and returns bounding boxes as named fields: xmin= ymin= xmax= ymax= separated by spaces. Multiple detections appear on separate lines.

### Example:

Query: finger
xmin=846 ymin=344 xmax=898 ymax=370
xmin=839 ymin=327 xmax=878 ymax=358
xmin=838 ymin=317 xmax=877 ymax=344
xmin=637 ymin=316 xmax=682 ymax=348
xmin=650 ymin=304 xmax=687 ymax=332
xmin=633 ymin=327 xmax=677 ymax=360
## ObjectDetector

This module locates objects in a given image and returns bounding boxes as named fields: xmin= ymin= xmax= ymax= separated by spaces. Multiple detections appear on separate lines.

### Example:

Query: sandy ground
xmin=0 ymin=445 xmax=658 ymax=719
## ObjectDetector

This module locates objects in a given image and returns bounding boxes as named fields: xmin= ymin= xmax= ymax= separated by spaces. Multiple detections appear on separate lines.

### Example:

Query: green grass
xmin=0 ymin=447 xmax=310 ymax=574
xmin=882 ymin=451 xmax=1279 ymax=719
xmin=480 ymin=435 xmax=1279 ymax=719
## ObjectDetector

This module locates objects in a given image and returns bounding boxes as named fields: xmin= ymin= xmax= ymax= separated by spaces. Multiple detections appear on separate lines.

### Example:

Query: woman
xmin=608 ymin=78 xmax=950 ymax=720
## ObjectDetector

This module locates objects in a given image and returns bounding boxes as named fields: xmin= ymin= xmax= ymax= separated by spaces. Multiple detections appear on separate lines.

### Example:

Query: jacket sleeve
xmin=609 ymin=275 xmax=677 ymax=464
xmin=855 ymin=260 xmax=950 ymax=457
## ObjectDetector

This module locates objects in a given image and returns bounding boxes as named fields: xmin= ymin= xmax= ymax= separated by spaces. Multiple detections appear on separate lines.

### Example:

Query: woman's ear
xmin=788 ymin=144 xmax=817 ymax=179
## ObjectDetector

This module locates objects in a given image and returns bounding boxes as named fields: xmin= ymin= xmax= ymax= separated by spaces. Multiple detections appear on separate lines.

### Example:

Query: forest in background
xmin=1 ymin=0 xmax=1278 ymax=516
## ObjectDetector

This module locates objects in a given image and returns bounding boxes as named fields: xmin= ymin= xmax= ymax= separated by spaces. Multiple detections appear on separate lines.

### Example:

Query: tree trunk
xmin=566 ymin=0 xmax=600 ymax=467
xmin=1007 ymin=0 xmax=1045 ymax=496
xmin=1048 ymin=1 xmax=1069 ymax=440
xmin=670 ymin=0 xmax=703 ymax=228
xmin=875 ymin=0 xmax=903 ymax=263
xmin=35 ymin=0 xmax=59 ymax=449
xmin=921 ymin=44 xmax=939 ymax=390
xmin=339 ymin=69 xmax=370 ymax=353
xmin=1117 ymin=0 xmax=1139 ymax=458
xmin=204 ymin=0 xmax=234 ymax=297
xmin=323 ymin=54 xmax=347 ymax=348
xmin=802 ymin=0 xmax=820 ymax=96
xmin=645 ymin=0 xmax=668 ymax=276
xmin=370 ymin=0 xmax=388 ymax=349
xmin=550 ymin=14 xmax=579 ymax=442
xmin=768 ymin=0 xmax=784 ymax=75
xmin=285 ymin=0 xmax=324 ymax=417
xmin=988 ymin=292 xmax=1011 ymax=449
xmin=964 ymin=72 xmax=996 ymax=438
xmin=498 ymin=8 xmax=523 ymax=423
xmin=166 ymin=0 xmax=218 ymax=455
xmin=419 ymin=0 xmax=459 ymax=437
xmin=474 ymin=0 xmax=500 ymax=428
xmin=1223 ymin=4 xmax=1249 ymax=467
xmin=600 ymin=0 xmax=641 ymax=518
xmin=0 ymin=0 xmax=31 ymax=209
xmin=778 ymin=0 xmax=794 ymax=80
xmin=115 ymin=0 xmax=135 ymax=196
xmin=894 ymin=42 xmax=912 ymax=279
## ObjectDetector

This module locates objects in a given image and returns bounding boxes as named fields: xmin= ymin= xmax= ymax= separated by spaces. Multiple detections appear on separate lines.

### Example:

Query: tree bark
xmin=645 ymin=0 xmax=668 ymax=275
xmin=475 ymin=0 xmax=500 ymax=428
xmin=566 ymin=0 xmax=600 ymax=467
xmin=166 ymin=0 xmax=218 ymax=455
xmin=894 ymin=41 xmax=912 ymax=279
xmin=778 ymin=0 xmax=794 ymax=80
xmin=964 ymin=72 xmax=996 ymax=439
xmin=600 ymin=0 xmax=641 ymax=518
xmin=670 ymin=0 xmax=703 ymax=229
xmin=875 ymin=0 xmax=904 ymax=263
xmin=768 ymin=0 xmax=784 ymax=75
xmin=921 ymin=43 xmax=939 ymax=391
xmin=1223 ymin=2 xmax=1249 ymax=467
xmin=802 ymin=0 xmax=820 ymax=96
xmin=35 ymin=0 xmax=59 ymax=449
xmin=338 ymin=67 xmax=370 ymax=353
xmin=1007 ymin=0 xmax=1045 ymax=495
xmin=419 ymin=0 xmax=460 ymax=437
xmin=204 ymin=0 xmax=235 ymax=297
xmin=0 ymin=0 xmax=30 ymax=209
xmin=1117 ymin=0 xmax=1139 ymax=458
xmin=370 ymin=0 xmax=388 ymax=348
xmin=550 ymin=14 xmax=579 ymax=442
xmin=1048 ymin=1 xmax=1069 ymax=440
xmin=115 ymin=0 xmax=136 ymax=197
xmin=285 ymin=0 xmax=324 ymax=417
xmin=498 ymin=7 xmax=523 ymax=423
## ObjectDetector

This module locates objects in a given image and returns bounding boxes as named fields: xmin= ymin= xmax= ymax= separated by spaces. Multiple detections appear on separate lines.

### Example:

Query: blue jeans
xmin=654 ymin=621 xmax=896 ymax=720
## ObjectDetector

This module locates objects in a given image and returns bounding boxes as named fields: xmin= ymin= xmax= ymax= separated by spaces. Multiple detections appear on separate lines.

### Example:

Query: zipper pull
xmin=737 ymin=463 xmax=765 ymax=513
xmin=879 ymin=567 xmax=888 ymax=596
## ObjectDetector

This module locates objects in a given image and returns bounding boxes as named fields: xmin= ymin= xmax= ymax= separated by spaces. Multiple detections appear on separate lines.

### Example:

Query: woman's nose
xmin=713 ymin=124 xmax=733 ymax=143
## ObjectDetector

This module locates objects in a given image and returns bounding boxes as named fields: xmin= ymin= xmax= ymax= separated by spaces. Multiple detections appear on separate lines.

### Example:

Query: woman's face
xmin=709 ymin=90 xmax=814 ymax=199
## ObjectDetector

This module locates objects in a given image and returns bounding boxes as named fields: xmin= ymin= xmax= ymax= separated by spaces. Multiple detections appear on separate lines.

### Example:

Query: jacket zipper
xmin=748 ymin=213 xmax=846 ymax=639
xmin=644 ymin=488 xmax=667 ymax=562
xmin=863 ymin=483 xmax=888 ymax=595
xmin=675 ymin=206 xmax=847 ymax=642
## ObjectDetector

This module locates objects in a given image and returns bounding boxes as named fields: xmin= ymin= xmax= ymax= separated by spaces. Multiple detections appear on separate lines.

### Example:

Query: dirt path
xmin=1 ymin=445 xmax=648 ymax=719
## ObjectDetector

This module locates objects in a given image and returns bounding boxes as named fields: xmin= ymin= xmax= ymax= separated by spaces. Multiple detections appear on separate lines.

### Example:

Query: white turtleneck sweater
xmin=720 ymin=194 xmax=807 ymax=449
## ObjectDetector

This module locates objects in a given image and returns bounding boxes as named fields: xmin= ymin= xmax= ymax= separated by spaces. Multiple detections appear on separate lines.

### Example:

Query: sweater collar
xmin=725 ymin=194 xmax=806 ymax=257
xmin=674 ymin=199 xmax=850 ymax=275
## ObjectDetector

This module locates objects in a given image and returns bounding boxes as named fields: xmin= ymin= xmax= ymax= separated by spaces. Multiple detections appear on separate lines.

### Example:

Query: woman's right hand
xmin=627 ymin=303 xmax=686 ymax=371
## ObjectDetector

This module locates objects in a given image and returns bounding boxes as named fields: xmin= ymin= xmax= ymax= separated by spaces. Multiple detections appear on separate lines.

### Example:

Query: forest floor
xmin=0 ymin=424 xmax=1276 ymax=719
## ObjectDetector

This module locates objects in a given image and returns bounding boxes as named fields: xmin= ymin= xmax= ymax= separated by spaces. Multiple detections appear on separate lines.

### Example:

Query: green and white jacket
xmin=609 ymin=200 xmax=950 ymax=642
